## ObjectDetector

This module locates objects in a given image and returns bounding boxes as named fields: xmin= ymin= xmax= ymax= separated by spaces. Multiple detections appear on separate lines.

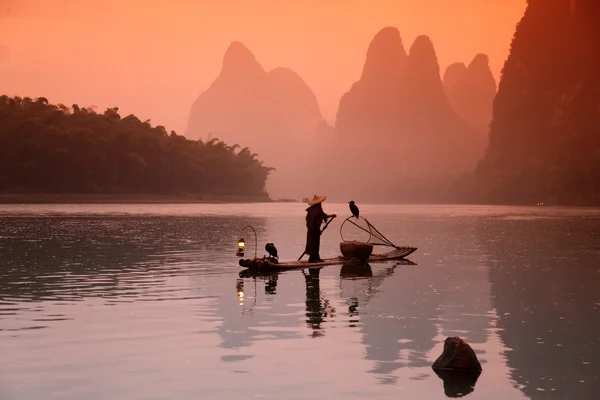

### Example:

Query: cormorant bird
xmin=265 ymin=243 xmax=278 ymax=260
xmin=348 ymin=201 xmax=359 ymax=219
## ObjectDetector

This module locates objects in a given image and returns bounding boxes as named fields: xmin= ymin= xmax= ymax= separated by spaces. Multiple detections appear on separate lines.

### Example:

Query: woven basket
xmin=340 ymin=241 xmax=374 ymax=261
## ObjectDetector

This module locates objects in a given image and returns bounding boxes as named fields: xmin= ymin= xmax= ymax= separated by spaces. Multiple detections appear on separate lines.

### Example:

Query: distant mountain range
xmin=182 ymin=4 xmax=600 ymax=207
xmin=184 ymin=27 xmax=497 ymax=201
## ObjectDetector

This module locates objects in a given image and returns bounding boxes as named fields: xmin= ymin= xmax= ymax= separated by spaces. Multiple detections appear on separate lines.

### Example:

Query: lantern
xmin=236 ymin=226 xmax=257 ymax=258
xmin=236 ymin=238 xmax=245 ymax=257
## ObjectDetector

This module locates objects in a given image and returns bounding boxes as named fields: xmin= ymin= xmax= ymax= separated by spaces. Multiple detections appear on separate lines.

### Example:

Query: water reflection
xmin=2 ymin=204 xmax=599 ymax=399
xmin=237 ymin=261 xmax=414 ymax=341
xmin=333 ymin=222 xmax=495 ymax=389
xmin=0 ymin=215 xmax=267 ymax=331
xmin=339 ymin=262 xmax=405 ymax=330
xmin=235 ymin=250 xmax=496 ymax=393
xmin=357 ymin=260 xmax=440 ymax=382
xmin=433 ymin=369 xmax=481 ymax=398
xmin=340 ymin=262 xmax=373 ymax=327
xmin=340 ymin=262 xmax=374 ymax=278
xmin=303 ymin=267 xmax=336 ymax=337
xmin=215 ymin=271 xmax=302 ymax=357
xmin=481 ymin=215 xmax=600 ymax=398
xmin=237 ymin=267 xmax=338 ymax=338
xmin=238 ymin=269 xmax=279 ymax=296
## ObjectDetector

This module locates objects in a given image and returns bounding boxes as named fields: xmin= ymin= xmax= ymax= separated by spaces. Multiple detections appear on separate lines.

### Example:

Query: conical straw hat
xmin=307 ymin=195 xmax=327 ymax=206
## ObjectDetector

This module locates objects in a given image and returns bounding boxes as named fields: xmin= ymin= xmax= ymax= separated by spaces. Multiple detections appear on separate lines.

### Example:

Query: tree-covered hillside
xmin=0 ymin=95 xmax=273 ymax=197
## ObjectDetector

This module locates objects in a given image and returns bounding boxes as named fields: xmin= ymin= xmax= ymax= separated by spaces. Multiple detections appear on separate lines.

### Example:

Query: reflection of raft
xmin=238 ymin=246 xmax=417 ymax=270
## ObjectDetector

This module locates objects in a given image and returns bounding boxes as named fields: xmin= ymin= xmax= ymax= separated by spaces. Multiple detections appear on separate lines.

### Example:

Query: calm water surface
xmin=1 ymin=203 xmax=599 ymax=399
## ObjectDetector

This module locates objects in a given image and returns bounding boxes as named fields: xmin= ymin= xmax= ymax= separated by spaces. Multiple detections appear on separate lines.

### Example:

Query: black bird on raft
xmin=265 ymin=243 xmax=279 ymax=260
xmin=348 ymin=201 xmax=359 ymax=219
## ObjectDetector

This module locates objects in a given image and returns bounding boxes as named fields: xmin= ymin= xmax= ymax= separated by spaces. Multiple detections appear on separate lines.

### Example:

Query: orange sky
xmin=0 ymin=0 xmax=526 ymax=135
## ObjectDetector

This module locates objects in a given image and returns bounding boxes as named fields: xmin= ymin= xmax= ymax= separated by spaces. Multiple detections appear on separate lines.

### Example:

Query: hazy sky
xmin=0 ymin=0 xmax=526 ymax=135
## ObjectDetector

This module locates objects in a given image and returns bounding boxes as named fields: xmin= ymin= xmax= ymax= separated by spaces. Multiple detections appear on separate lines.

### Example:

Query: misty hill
xmin=328 ymin=27 xmax=486 ymax=202
xmin=184 ymin=41 xmax=329 ymax=199
xmin=0 ymin=95 xmax=272 ymax=198
xmin=469 ymin=0 xmax=600 ymax=205
xmin=443 ymin=54 xmax=497 ymax=134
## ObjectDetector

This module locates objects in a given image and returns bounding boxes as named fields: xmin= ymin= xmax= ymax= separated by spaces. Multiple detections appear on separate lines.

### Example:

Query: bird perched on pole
xmin=348 ymin=201 xmax=359 ymax=219
xmin=265 ymin=243 xmax=279 ymax=261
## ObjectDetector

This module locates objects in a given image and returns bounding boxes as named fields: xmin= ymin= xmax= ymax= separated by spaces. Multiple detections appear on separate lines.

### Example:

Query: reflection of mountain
xmin=436 ymin=254 xmax=492 ymax=348
xmin=481 ymin=215 xmax=600 ymax=399
xmin=0 ymin=215 xmax=266 ymax=302
xmin=338 ymin=222 xmax=496 ymax=386
xmin=357 ymin=262 xmax=441 ymax=380
xmin=339 ymin=261 xmax=435 ymax=383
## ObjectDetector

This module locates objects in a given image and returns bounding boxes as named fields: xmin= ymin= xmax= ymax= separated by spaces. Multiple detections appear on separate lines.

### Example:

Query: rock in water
xmin=432 ymin=336 xmax=482 ymax=372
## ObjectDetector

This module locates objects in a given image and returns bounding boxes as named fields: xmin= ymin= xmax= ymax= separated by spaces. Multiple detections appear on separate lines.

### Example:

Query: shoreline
xmin=0 ymin=193 xmax=274 ymax=204
xmin=1 ymin=193 xmax=596 ymax=208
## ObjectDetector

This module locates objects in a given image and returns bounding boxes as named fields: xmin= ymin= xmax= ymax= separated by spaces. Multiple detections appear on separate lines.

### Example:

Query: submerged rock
xmin=432 ymin=336 xmax=482 ymax=371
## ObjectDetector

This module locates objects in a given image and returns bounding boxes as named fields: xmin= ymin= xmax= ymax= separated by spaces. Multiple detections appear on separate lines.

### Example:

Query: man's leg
xmin=314 ymin=235 xmax=324 ymax=262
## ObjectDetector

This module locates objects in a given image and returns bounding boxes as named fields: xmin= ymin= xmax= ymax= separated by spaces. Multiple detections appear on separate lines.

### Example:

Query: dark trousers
xmin=306 ymin=229 xmax=322 ymax=262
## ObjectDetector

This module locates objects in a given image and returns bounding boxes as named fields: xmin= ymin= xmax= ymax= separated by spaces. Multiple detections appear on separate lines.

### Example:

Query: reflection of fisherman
xmin=302 ymin=195 xmax=336 ymax=263
xmin=304 ymin=268 xmax=334 ymax=335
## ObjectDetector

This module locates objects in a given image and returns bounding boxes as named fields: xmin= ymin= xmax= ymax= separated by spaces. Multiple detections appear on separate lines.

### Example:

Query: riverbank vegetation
xmin=0 ymin=95 xmax=274 ymax=199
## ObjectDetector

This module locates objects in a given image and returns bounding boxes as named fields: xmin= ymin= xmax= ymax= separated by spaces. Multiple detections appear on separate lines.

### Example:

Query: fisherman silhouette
xmin=349 ymin=200 xmax=359 ymax=219
xmin=301 ymin=195 xmax=336 ymax=263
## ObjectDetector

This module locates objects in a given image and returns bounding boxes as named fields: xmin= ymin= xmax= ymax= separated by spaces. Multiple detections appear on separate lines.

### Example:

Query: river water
xmin=1 ymin=203 xmax=599 ymax=399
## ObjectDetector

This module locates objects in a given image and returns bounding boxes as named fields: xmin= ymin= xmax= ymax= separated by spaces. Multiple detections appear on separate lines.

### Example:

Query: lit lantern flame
xmin=236 ymin=238 xmax=246 ymax=257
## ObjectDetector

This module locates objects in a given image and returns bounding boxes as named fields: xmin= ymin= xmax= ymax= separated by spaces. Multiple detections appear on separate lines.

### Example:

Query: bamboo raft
xmin=238 ymin=246 xmax=417 ymax=270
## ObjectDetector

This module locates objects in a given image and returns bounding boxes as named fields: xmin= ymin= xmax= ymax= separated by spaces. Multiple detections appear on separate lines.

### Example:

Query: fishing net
xmin=339 ymin=216 xmax=399 ymax=249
